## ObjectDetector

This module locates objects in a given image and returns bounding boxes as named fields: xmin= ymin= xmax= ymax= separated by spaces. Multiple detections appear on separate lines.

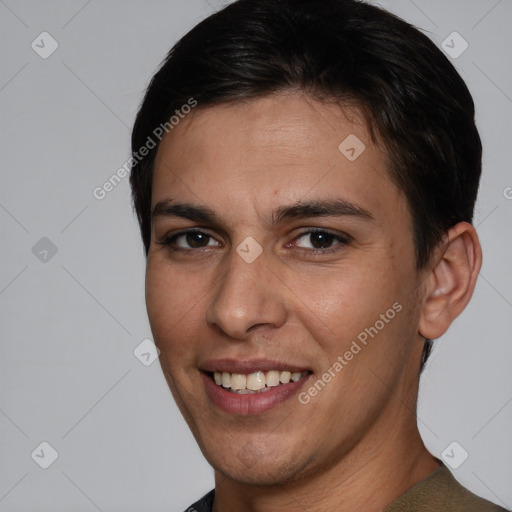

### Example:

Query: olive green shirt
xmin=185 ymin=467 xmax=509 ymax=511
xmin=384 ymin=467 xmax=507 ymax=511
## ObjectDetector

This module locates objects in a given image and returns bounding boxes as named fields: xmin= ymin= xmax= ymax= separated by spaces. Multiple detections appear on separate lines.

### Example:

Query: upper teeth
xmin=213 ymin=370 xmax=307 ymax=391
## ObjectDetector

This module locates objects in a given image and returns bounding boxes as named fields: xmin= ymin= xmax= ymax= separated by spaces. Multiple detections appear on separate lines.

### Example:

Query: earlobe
xmin=418 ymin=222 xmax=482 ymax=340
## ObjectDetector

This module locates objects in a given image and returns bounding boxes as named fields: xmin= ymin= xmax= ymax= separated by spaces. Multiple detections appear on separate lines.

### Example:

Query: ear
xmin=419 ymin=222 xmax=482 ymax=340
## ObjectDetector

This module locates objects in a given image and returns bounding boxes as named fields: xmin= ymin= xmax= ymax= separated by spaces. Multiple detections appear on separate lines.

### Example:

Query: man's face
xmin=146 ymin=93 xmax=427 ymax=485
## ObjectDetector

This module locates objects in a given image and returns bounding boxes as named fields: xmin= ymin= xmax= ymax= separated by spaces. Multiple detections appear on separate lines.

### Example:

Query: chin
xmin=204 ymin=440 xmax=313 ymax=486
xmin=215 ymin=461 xmax=302 ymax=486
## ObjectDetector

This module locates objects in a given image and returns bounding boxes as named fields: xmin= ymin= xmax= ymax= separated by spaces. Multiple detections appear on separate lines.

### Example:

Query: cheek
xmin=297 ymin=263 xmax=397 ymax=335
xmin=293 ymin=256 xmax=416 ymax=370
xmin=145 ymin=259 xmax=204 ymax=367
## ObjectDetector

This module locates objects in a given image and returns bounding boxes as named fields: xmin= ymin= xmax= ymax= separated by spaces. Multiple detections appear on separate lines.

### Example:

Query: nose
xmin=205 ymin=248 xmax=288 ymax=340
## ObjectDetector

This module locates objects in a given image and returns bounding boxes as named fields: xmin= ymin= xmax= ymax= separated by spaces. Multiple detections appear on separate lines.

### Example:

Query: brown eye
xmin=294 ymin=229 xmax=350 ymax=251
xmin=306 ymin=232 xmax=335 ymax=249
xmin=159 ymin=229 xmax=220 ymax=250
xmin=183 ymin=232 xmax=211 ymax=248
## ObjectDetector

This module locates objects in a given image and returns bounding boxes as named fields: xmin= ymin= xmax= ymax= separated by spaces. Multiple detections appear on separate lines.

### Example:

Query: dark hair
xmin=130 ymin=0 xmax=481 ymax=369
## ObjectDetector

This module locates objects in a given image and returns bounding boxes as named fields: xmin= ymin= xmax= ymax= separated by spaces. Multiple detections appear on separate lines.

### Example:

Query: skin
xmin=146 ymin=92 xmax=481 ymax=511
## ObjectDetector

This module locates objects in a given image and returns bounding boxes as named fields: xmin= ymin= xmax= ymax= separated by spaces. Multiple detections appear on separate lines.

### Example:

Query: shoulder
xmin=182 ymin=489 xmax=215 ymax=512
xmin=385 ymin=467 xmax=509 ymax=512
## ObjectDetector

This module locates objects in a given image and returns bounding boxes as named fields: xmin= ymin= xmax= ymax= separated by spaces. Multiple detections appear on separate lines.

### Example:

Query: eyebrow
xmin=272 ymin=198 xmax=373 ymax=224
xmin=152 ymin=199 xmax=217 ymax=223
xmin=151 ymin=198 xmax=374 ymax=225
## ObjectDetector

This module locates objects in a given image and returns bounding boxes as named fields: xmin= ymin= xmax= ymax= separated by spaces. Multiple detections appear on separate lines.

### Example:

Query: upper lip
xmin=200 ymin=358 xmax=311 ymax=374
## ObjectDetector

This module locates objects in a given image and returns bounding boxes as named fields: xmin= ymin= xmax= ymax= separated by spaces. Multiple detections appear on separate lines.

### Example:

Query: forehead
xmin=152 ymin=93 xmax=406 ymax=226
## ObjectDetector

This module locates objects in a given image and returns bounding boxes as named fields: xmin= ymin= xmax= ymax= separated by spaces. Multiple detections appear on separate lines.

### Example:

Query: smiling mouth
xmin=208 ymin=370 xmax=312 ymax=394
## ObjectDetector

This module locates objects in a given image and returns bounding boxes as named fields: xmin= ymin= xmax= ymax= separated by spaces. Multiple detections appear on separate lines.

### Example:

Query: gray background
xmin=0 ymin=0 xmax=511 ymax=510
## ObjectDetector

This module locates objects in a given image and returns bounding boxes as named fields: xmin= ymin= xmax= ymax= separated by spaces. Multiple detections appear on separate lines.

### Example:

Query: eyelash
xmin=157 ymin=227 xmax=351 ymax=255
xmin=290 ymin=228 xmax=352 ymax=254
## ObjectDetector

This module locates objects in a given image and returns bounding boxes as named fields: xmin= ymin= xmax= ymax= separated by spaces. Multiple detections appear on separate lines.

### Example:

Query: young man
xmin=129 ymin=1 xmax=507 ymax=510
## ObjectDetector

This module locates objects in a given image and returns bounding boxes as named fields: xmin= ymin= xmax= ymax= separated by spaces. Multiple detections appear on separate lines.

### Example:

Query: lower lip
xmin=201 ymin=372 xmax=312 ymax=415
